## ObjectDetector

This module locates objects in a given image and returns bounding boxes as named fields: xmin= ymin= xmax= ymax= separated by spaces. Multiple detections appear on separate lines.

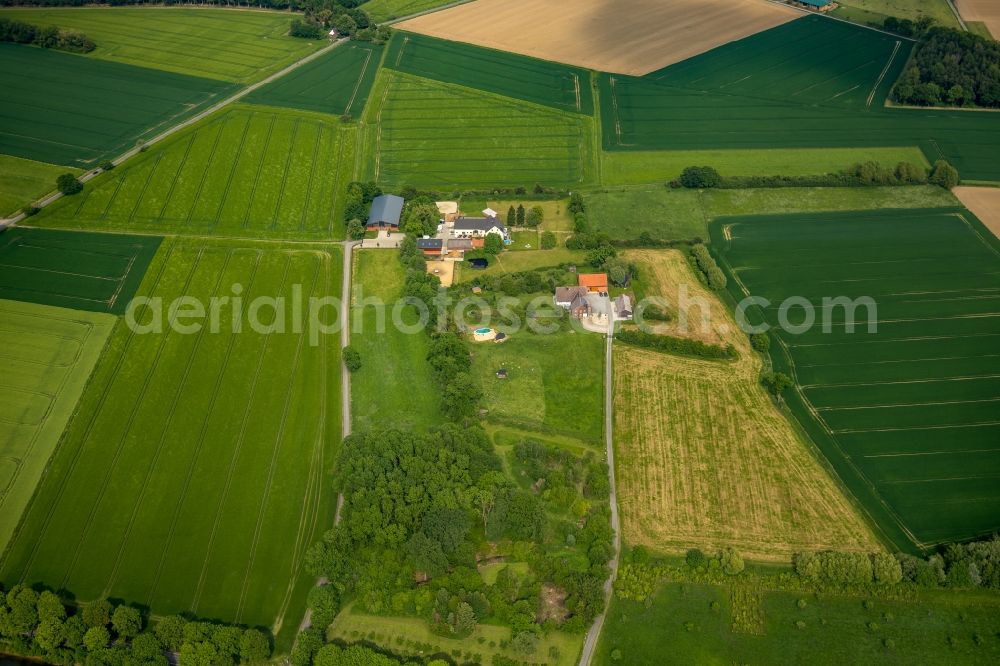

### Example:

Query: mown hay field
xmin=396 ymin=0 xmax=798 ymax=75
xmin=613 ymin=250 xmax=881 ymax=561
xmin=0 ymin=228 xmax=160 ymax=315
xmin=0 ymin=300 xmax=115 ymax=555
xmin=713 ymin=208 xmax=1000 ymax=551
xmin=0 ymin=42 xmax=237 ymax=167
xmin=0 ymin=7 xmax=325 ymax=83
xmin=0 ymin=238 xmax=342 ymax=647
xmin=362 ymin=71 xmax=594 ymax=189
xmin=954 ymin=186 xmax=1000 ymax=239
xmin=956 ymin=0 xmax=1000 ymax=38
xmin=244 ymin=42 xmax=383 ymax=118
xmin=350 ymin=249 xmax=440 ymax=432
xmin=0 ymin=155 xmax=81 ymax=217
xmin=600 ymin=15 xmax=1000 ymax=182
xmin=34 ymin=105 xmax=356 ymax=240
xmin=385 ymin=32 xmax=592 ymax=114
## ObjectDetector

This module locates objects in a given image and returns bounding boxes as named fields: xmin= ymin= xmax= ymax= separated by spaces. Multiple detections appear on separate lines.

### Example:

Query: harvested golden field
xmin=396 ymin=0 xmax=800 ymax=76
xmin=954 ymin=186 xmax=1000 ymax=240
xmin=613 ymin=250 xmax=881 ymax=561
xmin=955 ymin=0 xmax=1000 ymax=38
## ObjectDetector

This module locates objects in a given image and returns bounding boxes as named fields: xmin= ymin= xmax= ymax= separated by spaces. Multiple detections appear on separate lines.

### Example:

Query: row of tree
xmin=614 ymin=328 xmax=736 ymax=361
xmin=0 ymin=587 xmax=271 ymax=666
xmin=690 ymin=243 xmax=726 ymax=290
xmin=672 ymin=161 xmax=959 ymax=190
xmin=892 ymin=27 xmax=1000 ymax=108
xmin=0 ymin=16 xmax=94 ymax=52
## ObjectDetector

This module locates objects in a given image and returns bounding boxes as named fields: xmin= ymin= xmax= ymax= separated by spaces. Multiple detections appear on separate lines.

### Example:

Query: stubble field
xmin=612 ymin=250 xmax=881 ymax=561
xmin=33 ymin=105 xmax=356 ymax=240
xmin=0 ymin=238 xmax=342 ymax=646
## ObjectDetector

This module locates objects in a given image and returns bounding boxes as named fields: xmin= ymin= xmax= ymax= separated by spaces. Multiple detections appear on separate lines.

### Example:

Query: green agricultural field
xmin=600 ymin=15 xmax=1000 ymax=182
xmin=471 ymin=331 xmax=605 ymax=442
xmin=601 ymin=147 xmax=929 ymax=186
xmin=0 ymin=43 xmax=237 ymax=167
xmin=0 ymin=300 xmax=115 ymax=555
xmin=363 ymin=71 xmax=594 ymax=189
xmin=0 ymin=7 xmax=325 ymax=83
xmin=595 ymin=582 xmax=1000 ymax=665
xmin=363 ymin=0 xmax=462 ymax=23
xmin=385 ymin=31 xmax=593 ymax=114
xmin=350 ymin=249 xmax=440 ymax=432
xmin=712 ymin=208 xmax=1000 ymax=551
xmin=0 ymin=156 xmax=80 ymax=217
xmin=244 ymin=42 xmax=383 ymax=118
xmin=33 ymin=105 xmax=357 ymax=240
xmin=833 ymin=0 xmax=962 ymax=29
xmin=586 ymin=185 xmax=958 ymax=241
xmin=0 ymin=227 xmax=161 ymax=314
xmin=0 ymin=238 xmax=342 ymax=649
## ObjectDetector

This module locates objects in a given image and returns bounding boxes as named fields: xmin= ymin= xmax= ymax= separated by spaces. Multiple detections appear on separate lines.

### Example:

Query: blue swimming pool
xmin=475 ymin=327 xmax=492 ymax=335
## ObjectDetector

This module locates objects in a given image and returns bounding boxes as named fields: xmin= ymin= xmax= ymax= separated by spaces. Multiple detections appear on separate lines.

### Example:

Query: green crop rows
xmin=244 ymin=42 xmax=383 ymax=118
xmin=0 ymin=43 xmax=237 ymax=167
xmin=385 ymin=31 xmax=593 ymax=115
xmin=712 ymin=208 xmax=1000 ymax=551
xmin=600 ymin=15 xmax=1000 ymax=181
xmin=0 ymin=300 xmax=115 ymax=555
xmin=0 ymin=7 xmax=325 ymax=83
xmin=363 ymin=71 xmax=593 ymax=189
xmin=0 ymin=238 xmax=342 ymax=647
xmin=0 ymin=228 xmax=161 ymax=315
xmin=35 ymin=106 xmax=356 ymax=240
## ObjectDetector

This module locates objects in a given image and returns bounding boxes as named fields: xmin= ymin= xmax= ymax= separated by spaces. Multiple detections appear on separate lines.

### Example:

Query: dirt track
xmin=396 ymin=0 xmax=800 ymax=76
xmin=954 ymin=186 xmax=1000 ymax=239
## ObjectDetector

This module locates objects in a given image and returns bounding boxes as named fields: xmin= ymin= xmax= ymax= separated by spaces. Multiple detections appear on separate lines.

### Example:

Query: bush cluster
xmin=615 ymin=329 xmax=736 ymax=361
xmin=690 ymin=244 xmax=726 ymax=290
xmin=0 ymin=17 xmax=95 ymax=52
xmin=671 ymin=161 xmax=946 ymax=190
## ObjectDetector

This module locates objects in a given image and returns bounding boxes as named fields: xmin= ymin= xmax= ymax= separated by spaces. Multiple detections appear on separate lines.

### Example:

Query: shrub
xmin=720 ymin=547 xmax=745 ymax=575
xmin=929 ymin=160 xmax=959 ymax=189
xmin=679 ymin=165 xmax=722 ymax=188
xmin=690 ymin=244 xmax=726 ymax=290
xmin=99 ymin=160 xmax=115 ymax=171
xmin=21 ymin=205 xmax=40 ymax=217
xmin=616 ymin=329 xmax=736 ymax=361
xmin=56 ymin=173 xmax=82 ymax=195
xmin=686 ymin=548 xmax=707 ymax=569
xmin=540 ymin=231 xmax=556 ymax=249
xmin=750 ymin=332 xmax=770 ymax=353
xmin=290 ymin=18 xmax=324 ymax=39
xmin=343 ymin=345 xmax=362 ymax=372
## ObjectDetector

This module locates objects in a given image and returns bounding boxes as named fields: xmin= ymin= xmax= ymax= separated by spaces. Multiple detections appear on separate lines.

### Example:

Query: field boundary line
xmin=234 ymin=256 xmax=320 ymax=622
xmin=867 ymin=41 xmax=902 ymax=109
xmin=102 ymin=249 xmax=237 ymax=596
xmin=241 ymin=114 xmax=278 ymax=230
xmin=269 ymin=119 xmax=301 ymax=232
xmin=0 ymin=239 xmax=177 ymax=576
xmin=345 ymin=48 xmax=375 ymax=117
xmin=57 ymin=248 xmax=208 ymax=590
xmin=144 ymin=248 xmax=260 ymax=607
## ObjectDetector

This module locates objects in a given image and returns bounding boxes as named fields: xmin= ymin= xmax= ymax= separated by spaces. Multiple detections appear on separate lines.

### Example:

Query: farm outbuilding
xmin=416 ymin=237 xmax=444 ymax=256
xmin=367 ymin=194 xmax=405 ymax=230
xmin=794 ymin=0 xmax=836 ymax=12
xmin=578 ymin=273 xmax=608 ymax=293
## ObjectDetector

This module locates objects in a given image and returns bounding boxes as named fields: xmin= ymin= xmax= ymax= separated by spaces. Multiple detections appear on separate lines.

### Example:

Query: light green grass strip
xmin=601 ymin=147 xmax=930 ymax=185
xmin=0 ymin=155 xmax=80 ymax=217
xmin=0 ymin=299 xmax=115 ymax=554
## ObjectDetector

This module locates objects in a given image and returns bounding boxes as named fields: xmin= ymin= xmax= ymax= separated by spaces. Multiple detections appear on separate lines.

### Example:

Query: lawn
xmin=328 ymin=604 xmax=582 ymax=666
xmin=595 ymin=582 xmax=1000 ymax=665
xmin=832 ymin=0 xmax=962 ymax=28
xmin=32 ymin=105 xmax=357 ymax=240
xmin=0 ymin=227 xmax=161 ymax=314
xmin=601 ymin=147 xmax=929 ymax=186
xmin=0 ymin=42 xmax=238 ymax=167
xmin=454 ymin=248 xmax=585 ymax=283
xmin=0 ymin=238 xmax=342 ymax=649
xmin=362 ymin=0 xmax=463 ymax=22
xmin=712 ymin=208 xmax=1000 ymax=551
xmin=601 ymin=15 xmax=1000 ymax=182
xmin=362 ymin=71 xmax=594 ymax=189
xmin=586 ymin=185 xmax=959 ymax=241
xmin=350 ymin=249 xmax=440 ymax=432
xmin=0 ymin=156 xmax=80 ymax=217
xmin=471 ymin=331 xmax=605 ymax=443
xmin=612 ymin=250 xmax=880 ymax=561
xmin=0 ymin=7 xmax=326 ymax=83
xmin=0 ymin=300 xmax=115 ymax=556
xmin=384 ymin=31 xmax=592 ymax=114
xmin=244 ymin=42 xmax=383 ymax=118
xmin=460 ymin=198 xmax=573 ymax=232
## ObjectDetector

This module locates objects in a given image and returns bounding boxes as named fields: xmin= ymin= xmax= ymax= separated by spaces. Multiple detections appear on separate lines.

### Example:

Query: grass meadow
xmin=713 ymin=208 xmax=1000 ymax=551
xmin=595 ymin=582 xmax=1000 ymax=665
xmin=600 ymin=15 xmax=1000 ymax=182
xmin=0 ymin=7 xmax=325 ymax=83
xmin=0 ymin=227 xmax=160 ymax=314
xmin=350 ymin=249 xmax=440 ymax=432
xmin=0 ymin=42 xmax=237 ymax=167
xmin=0 ymin=238 xmax=342 ymax=648
xmin=471 ymin=331 xmax=605 ymax=443
xmin=586 ymin=185 xmax=958 ymax=241
xmin=385 ymin=31 xmax=593 ymax=114
xmin=362 ymin=0 xmax=461 ymax=22
xmin=0 ymin=156 xmax=80 ymax=217
xmin=244 ymin=42 xmax=383 ymax=118
xmin=362 ymin=71 xmax=594 ymax=189
xmin=612 ymin=250 xmax=879 ymax=561
xmin=0 ymin=300 xmax=115 ymax=555
xmin=34 ymin=105 xmax=357 ymax=240
xmin=832 ymin=0 xmax=962 ymax=28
